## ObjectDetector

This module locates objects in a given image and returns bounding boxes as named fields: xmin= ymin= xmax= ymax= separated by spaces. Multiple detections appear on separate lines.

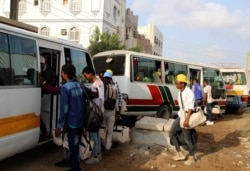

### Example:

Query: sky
xmin=126 ymin=0 xmax=250 ymax=69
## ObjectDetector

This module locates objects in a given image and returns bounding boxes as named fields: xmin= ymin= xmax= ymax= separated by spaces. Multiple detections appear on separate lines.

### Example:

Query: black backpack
xmin=82 ymin=85 xmax=103 ymax=132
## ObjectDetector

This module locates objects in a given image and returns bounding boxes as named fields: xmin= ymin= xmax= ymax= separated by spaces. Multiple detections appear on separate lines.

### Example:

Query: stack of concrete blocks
xmin=132 ymin=116 xmax=175 ymax=149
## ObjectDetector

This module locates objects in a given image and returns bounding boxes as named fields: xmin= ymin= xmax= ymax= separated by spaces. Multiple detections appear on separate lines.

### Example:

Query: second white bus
xmin=220 ymin=68 xmax=249 ymax=113
xmin=93 ymin=50 xmax=226 ymax=119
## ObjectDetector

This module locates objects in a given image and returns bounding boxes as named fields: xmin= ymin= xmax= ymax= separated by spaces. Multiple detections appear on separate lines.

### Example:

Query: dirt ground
xmin=1 ymin=111 xmax=250 ymax=171
xmin=83 ymin=111 xmax=250 ymax=171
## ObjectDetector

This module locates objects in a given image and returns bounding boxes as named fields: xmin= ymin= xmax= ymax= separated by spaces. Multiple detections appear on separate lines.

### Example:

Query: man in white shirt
xmin=169 ymin=74 xmax=196 ymax=165
xmin=203 ymin=79 xmax=214 ymax=125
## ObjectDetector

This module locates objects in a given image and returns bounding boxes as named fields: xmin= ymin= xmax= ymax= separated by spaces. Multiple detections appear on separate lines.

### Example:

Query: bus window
xmin=64 ymin=47 xmax=92 ymax=83
xmin=0 ymin=33 xmax=38 ymax=86
xmin=203 ymin=68 xmax=224 ymax=88
xmin=222 ymin=72 xmax=247 ymax=85
xmin=133 ymin=56 xmax=159 ymax=83
xmin=93 ymin=54 xmax=125 ymax=76
xmin=165 ymin=62 xmax=187 ymax=84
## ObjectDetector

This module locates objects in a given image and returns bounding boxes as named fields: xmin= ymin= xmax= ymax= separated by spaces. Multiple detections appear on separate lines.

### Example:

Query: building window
xmin=19 ymin=0 xmax=27 ymax=13
xmin=70 ymin=0 xmax=81 ymax=11
xmin=40 ymin=27 xmax=49 ymax=36
xmin=41 ymin=0 xmax=51 ymax=12
xmin=69 ymin=27 xmax=80 ymax=42
xmin=34 ymin=0 xmax=38 ymax=6
xmin=113 ymin=6 xmax=117 ymax=18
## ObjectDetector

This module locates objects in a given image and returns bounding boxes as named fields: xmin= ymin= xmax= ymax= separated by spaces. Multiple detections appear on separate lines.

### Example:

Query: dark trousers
xmin=169 ymin=117 xmax=196 ymax=155
xmin=67 ymin=127 xmax=82 ymax=171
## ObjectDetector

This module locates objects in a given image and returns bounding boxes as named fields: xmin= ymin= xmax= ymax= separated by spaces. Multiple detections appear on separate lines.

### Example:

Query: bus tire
xmin=157 ymin=104 xmax=171 ymax=119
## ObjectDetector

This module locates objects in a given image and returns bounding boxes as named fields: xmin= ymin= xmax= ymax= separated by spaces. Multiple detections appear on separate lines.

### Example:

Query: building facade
xmin=138 ymin=24 xmax=163 ymax=56
xmin=0 ymin=0 xmax=126 ymax=48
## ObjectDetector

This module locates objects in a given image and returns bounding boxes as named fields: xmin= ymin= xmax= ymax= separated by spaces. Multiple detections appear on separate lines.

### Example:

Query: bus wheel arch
xmin=156 ymin=104 xmax=172 ymax=119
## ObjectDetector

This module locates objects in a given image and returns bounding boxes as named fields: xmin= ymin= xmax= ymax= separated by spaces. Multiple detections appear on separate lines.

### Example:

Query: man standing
xmin=102 ymin=71 xmax=118 ymax=154
xmin=169 ymin=74 xmax=196 ymax=165
xmin=82 ymin=66 xmax=104 ymax=165
xmin=203 ymin=79 xmax=214 ymax=125
xmin=55 ymin=64 xmax=85 ymax=171
xmin=192 ymin=79 xmax=203 ymax=107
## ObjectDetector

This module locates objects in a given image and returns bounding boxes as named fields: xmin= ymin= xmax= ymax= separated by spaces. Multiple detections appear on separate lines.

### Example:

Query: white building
xmin=0 ymin=0 xmax=126 ymax=48
xmin=138 ymin=24 xmax=163 ymax=56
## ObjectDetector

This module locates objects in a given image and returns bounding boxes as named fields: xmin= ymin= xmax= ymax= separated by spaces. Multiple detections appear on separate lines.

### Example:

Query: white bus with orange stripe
xmin=0 ymin=23 xmax=93 ymax=160
xmin=93 ymin=50 xmax=227 ymax=119
xmin=220 ymin=68 xmax=249 ymax=113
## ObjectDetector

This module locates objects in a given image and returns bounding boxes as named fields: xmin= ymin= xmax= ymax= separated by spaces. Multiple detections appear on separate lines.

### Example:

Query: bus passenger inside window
xmin=153 ymin=69 xmax=162 ymax=83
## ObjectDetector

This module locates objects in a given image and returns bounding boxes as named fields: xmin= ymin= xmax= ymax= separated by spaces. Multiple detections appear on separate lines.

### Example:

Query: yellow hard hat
xmin=176 ymin=74 xmax=190 ymax=84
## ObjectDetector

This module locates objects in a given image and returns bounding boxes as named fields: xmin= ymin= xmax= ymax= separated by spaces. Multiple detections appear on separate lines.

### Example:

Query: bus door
xmin=188 ymin=66 xmax=202 ymax=88
xmin=39 ymin=48 xmax=61 ymax=141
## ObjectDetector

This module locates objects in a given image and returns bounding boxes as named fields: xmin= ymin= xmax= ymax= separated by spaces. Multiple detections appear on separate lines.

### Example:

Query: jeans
xmin=90 ymin=131 xmax=101 ymax=157
xmin=206 ymin=103 xmax=213 ymax=121
xmin=67 ymin=127 xmax=82 ymax=171
xmin=103 ymin=109 xmax=115 ymax=150
xmin=195 ymin=99 xmax=202 ymax=107
xmin=169 ymin=117 xmax=196 ymax=155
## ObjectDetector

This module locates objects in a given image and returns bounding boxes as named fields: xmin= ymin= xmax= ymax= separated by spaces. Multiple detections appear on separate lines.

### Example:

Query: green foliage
xmin=128 ymin=45 xmax=142 ymax=52
xmin=88 ymin=27 xmax=125 ymax=56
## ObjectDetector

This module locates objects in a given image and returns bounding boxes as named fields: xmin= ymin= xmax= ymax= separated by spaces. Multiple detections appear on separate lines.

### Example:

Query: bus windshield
xmin=93 ymin=55 xmax=126 ymax=76
xmin=222 ymin=72 xmax=247 ymax=85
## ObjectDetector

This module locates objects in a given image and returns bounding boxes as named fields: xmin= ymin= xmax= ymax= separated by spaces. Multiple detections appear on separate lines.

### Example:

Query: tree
xmin=128 ymin=45 xmax=142 ymax=52
xmin=88 ymin=27 xmax=125 ymax=56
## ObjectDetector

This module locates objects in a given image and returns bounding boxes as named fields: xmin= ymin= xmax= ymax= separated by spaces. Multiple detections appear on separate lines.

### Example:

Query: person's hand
xmin=54 ymin=128 xmax=61 ymax=137
xmin=39 ymin=72 xmax=44 ymax=85
xmin=183 ymin=118 xmax=190 ymax=128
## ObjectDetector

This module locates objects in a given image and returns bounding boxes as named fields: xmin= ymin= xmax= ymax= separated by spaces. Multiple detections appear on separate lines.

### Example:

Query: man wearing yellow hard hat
xmin=169 ymin=74 xmax=196 ymax=165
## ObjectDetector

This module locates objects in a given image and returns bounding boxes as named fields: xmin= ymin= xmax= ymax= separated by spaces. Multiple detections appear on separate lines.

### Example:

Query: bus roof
xmin=94 ymin=50 xmax=220 ymax=69
xmin=0 ymin=23 xmax=87 ymax=51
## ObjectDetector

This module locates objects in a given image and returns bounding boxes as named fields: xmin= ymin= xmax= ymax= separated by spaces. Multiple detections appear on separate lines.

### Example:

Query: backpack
xmin=104 ymin=83 xmax=117 ymax=110
xmin=82 ymin=85 xmax=103 ymax=132
xmin=211 ymin=86 xmax=221 ymax=99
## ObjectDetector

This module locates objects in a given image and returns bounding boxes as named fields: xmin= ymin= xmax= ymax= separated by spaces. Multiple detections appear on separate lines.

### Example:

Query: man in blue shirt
xmin=192 ymin=79 xmax=203 ymax=107
xmin=55 ymin=64 xmax=85 ymax=171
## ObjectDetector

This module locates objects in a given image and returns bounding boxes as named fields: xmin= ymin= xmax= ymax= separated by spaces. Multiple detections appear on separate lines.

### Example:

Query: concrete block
xmin=135 ymin=116 xmax=168 ymax=131
xmin=163 ymin=119 xmax=175 ymax=132
xmin=132 ymin=127 xmax=173 ymax=148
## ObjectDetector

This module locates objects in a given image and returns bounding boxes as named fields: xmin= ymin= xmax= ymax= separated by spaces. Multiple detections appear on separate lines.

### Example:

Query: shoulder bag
xmin=179 ymin=92 xmax=206 ymax=129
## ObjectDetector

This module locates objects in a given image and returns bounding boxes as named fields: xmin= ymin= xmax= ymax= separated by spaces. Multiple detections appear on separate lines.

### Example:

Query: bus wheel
xmin=157 ymin=105 xmax=171 ymax=119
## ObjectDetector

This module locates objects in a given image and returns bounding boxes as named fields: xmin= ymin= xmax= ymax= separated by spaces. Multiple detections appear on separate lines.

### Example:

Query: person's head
xmin=61 ymin=64 xmax=76 ymax=81
xmin=193 ymin=78 xmax=198 ymax=84
xmin=103 ymin=71 xmax=112 ymax=83
xmin=40 ymin=55 xmax=46 ymax=72
xmin=203 ymin=79 xmax=209 ymax=87
xmin=82 ymin=66 xmax=96 ymax=82
xmin=175 ymin=74 xmax=189 ymax=90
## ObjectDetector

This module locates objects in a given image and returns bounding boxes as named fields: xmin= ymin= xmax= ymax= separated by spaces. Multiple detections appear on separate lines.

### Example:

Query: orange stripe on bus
xmin=0 ymin=113 xmax=40 ymax=137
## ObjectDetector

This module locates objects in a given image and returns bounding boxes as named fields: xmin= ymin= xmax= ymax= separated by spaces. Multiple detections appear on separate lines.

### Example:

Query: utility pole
xmin=10 ymin=0 xmax=19 ymax=20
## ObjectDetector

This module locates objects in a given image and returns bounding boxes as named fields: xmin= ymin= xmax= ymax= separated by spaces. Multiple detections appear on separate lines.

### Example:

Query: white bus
xmin=93 ymin=50 xmax=226 ymax=118
xmin=220 ymin=68 xmax=249 ymax=113
xmin=0 ymin=23 xmax=93 ymax=160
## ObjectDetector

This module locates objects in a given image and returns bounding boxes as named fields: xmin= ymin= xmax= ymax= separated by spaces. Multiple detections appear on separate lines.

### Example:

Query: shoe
xmin=184 ymin=155 xmax=196 ymax=165
xmin=54 ymin=159 xmax=70 ymax=167
xmin=172 ymin=151 xmax=186 ymax=161
xmin=84 ymin=156 xmax=100 ymax=165
xmin=98 ymin=153 xmax=102 ymax=160
xmin=206 ymin=121 xmax=214 ymax=125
